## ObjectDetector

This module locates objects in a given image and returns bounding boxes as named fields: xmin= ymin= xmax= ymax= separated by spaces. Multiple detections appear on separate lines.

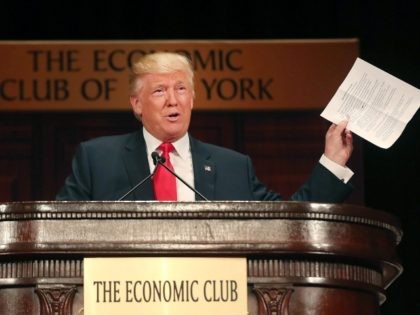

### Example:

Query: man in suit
xmin=56 ymin=52 xmax=354 ymax=202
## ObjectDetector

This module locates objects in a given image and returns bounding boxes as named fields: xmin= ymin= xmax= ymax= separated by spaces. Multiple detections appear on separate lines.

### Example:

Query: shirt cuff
xmin=319 ymin=154 xmax=354 ymax=183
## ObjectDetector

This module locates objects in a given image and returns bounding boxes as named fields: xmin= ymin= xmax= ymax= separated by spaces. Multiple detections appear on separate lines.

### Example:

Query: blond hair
xmin=129 ymin=52 xmax=194 ymax=95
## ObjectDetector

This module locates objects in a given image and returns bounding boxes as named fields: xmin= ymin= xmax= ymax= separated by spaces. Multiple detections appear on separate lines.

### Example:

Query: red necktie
xmin=153 ymin=142 xmax=177 ymax=201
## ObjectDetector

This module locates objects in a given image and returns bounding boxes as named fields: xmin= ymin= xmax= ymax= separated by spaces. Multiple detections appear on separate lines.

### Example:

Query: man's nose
xmin=166 ymin=89 xmax=177 ymax=106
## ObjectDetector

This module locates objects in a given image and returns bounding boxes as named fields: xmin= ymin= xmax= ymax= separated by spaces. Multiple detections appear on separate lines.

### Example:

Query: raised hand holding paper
xmin=321 ymin=58 xmax=420 ymax=148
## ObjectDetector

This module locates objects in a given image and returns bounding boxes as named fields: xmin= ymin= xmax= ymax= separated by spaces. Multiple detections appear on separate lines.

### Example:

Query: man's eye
xmin=177 ymin=86 xmax=186 ymax=93
xmin=153 ymin=89 xmax=164 ymax=96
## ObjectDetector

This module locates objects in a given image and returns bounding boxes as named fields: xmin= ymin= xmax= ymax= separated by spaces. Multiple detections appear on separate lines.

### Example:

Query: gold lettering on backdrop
xmin=0 ymin=39 xmax=358 ymax=110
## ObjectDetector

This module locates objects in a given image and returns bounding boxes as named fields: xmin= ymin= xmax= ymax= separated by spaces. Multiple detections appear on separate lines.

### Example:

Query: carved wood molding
xmin=248 ymin=259 xmax=382 ymax=287
xmin=0 ymin=259 xmax=83 ymax=284
xmin=35 ymin=284 xmax=77 ymax=315
xmin=253 ymin=286 xmax=294 ymax=315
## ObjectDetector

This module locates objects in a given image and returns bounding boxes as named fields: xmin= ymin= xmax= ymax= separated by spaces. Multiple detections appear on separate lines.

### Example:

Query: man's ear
xmin=190 ymin=91 xmax=194 ymax=109
xmin=130 ymin=95 xmax=142 ymax=116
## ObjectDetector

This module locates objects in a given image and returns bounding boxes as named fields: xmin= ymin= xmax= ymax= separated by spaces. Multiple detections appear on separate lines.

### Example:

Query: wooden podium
xmin=0 ymin=201 xmax=402 ymax=315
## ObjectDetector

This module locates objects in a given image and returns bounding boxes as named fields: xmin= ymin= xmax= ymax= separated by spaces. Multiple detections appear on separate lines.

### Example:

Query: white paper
xmin=321 ymin=58 xmax=420 ymax=148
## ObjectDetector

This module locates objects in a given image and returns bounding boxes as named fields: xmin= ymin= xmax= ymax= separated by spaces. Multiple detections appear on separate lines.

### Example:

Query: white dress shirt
xmin=143 ymin=128 xmax=195 ymax=201
xmin=319 ymin=154 xmax=354 ymax=183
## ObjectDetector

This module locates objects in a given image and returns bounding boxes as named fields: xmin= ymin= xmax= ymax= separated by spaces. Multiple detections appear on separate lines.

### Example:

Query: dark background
xmin=1 ymin=1 xmax=419 ymax=314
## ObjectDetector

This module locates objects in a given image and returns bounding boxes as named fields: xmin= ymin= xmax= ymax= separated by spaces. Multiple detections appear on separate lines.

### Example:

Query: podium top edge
xmin=0 ymin=201 xmax=402 ymax=241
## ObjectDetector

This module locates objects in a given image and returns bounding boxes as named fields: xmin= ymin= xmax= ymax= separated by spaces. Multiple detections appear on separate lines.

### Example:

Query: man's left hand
xmin=324 ymin=120 xmax=353 ymax=166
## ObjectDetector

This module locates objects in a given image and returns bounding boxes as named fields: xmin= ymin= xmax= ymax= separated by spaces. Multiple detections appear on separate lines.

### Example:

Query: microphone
xmin=151 ymin=151 xmax=164 ymax=165
xmin=152 ymin=151 xmax=209 ymax=201
xmin=117 ymin=154 xmax=160 ymax=201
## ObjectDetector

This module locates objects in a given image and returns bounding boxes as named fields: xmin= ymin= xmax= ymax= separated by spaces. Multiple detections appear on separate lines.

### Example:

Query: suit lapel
xmin=122 ymin=131 xmax=155 ymax=200
xmin=190 ymin=136 xmax=216 ymax=200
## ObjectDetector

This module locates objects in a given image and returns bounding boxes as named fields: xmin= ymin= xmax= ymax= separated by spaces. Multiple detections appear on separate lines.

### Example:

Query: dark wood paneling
xmin=0 ymin=123 xmax=34 ymax=201
xmin=189 ymin=111 xmax=237 ymax=148
xmin=242 ymin=112 xmax=325 ymax=198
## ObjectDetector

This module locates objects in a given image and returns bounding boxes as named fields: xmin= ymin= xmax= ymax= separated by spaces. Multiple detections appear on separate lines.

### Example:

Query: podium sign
xmin=84 ymin=257 xmax=247 ymax=315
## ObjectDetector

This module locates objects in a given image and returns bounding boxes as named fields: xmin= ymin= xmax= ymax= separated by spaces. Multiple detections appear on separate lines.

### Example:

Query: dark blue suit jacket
xmin=56 ymin=130 xmax=352 ymax=202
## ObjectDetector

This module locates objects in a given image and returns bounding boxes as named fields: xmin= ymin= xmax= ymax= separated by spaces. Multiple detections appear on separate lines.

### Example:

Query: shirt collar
xmin=143 ymin=127 xmax=190 ymax=160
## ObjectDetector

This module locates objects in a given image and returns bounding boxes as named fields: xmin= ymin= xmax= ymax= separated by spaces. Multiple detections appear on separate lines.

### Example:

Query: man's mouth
xmin=166 ymin=112 xmax=180 ymax=121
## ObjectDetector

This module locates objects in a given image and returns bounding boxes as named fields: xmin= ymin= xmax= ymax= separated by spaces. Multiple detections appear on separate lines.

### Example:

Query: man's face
xmin=130 ymin=71 xmax=194 ymax=142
